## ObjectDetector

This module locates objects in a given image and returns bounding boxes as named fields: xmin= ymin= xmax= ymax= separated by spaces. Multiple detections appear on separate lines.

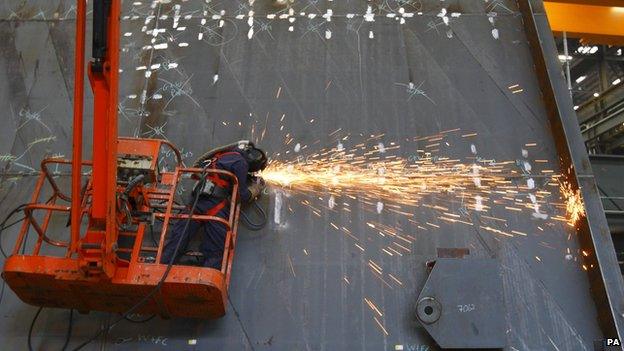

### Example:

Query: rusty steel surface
xmin=0 ymin=0 xmax=622 ymax=350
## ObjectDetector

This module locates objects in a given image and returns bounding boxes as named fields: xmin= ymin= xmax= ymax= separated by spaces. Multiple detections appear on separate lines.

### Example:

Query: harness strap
xmin=207 ymin=151 xmax=240 ymax=188
xmin=204 ymin=151 xmax=238 ymax=216
xmin=206 ymin=199 xmax=228 ymax=216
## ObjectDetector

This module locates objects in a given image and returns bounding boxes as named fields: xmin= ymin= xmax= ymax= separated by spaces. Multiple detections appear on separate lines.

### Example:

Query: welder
xmin=160 ymin=141 xmax=267 ymax=269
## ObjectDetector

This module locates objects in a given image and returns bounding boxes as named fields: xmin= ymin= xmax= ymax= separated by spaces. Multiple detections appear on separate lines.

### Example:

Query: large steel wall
xmin=0 ymin=0 xmax=611 ymax=350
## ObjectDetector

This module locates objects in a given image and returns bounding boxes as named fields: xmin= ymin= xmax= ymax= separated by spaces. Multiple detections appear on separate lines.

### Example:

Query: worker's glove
xmin=247 ymin=177 xmax=266 ymax=201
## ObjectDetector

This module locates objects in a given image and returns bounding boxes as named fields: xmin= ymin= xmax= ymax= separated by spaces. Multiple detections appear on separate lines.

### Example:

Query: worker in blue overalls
xmin=161 ymin=141 xmax=267 ymax=268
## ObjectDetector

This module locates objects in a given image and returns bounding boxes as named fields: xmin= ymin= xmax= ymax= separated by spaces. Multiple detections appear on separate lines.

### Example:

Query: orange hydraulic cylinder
xmin=70 ymin=0 xmax=86 ymax=253
xmin=88 ymin=0 xmax=121 ymax=225
xmin=84 ymin=0 xmax=121 ymax=278
xmin=105 ymin=0 xmax=121 ymax=252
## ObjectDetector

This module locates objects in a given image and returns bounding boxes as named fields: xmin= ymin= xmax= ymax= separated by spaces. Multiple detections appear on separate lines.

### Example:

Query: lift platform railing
xmin=153 ymin=167 xmax=241 ymax=279
xmin=4 ymin=147 xmax=243 ymax=318
xmin=11 ymin=158 xmax=240 ymax=271
xmin=11 ymin=158 xmax=92 ymax=258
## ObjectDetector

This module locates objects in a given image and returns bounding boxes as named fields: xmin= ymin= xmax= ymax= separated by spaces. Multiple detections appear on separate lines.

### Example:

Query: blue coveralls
xmin=160 ymin=152 xmax=251 ymax=268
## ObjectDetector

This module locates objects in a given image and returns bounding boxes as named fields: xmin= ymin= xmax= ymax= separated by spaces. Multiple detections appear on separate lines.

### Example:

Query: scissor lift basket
xmin=2 ymin=138 xmax=241 ymax=319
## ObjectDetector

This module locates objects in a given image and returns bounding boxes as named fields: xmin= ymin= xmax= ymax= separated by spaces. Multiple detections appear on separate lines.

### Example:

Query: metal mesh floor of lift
xmin=0 ymin=0 xmax=609 ymax=350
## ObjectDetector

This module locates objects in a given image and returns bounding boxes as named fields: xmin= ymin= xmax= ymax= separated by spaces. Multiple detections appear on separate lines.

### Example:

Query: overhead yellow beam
xmin=544 ymin=2 xmax=624 ymax=45
xmin=546 ymin=0 xmax=624 ymax=6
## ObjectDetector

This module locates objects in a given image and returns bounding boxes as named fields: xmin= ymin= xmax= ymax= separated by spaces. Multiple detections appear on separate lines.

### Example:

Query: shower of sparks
xmin=559 ymin=180 xmax=586 ymax=227
xmin=263 ymin=156 xmax=524 ymax=215
xmin=255 ymin=125 xmax=587 ymax=337
xmin=261 ymin=130 xmax=563 ymax=233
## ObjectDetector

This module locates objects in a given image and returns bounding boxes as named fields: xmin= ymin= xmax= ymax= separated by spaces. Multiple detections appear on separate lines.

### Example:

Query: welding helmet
xmin=237 ymin=141 xmax=268 ymax=173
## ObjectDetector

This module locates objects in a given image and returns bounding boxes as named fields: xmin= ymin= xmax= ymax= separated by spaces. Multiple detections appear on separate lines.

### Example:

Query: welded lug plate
xmin=416 ymin=258 xmax=504 ymax=349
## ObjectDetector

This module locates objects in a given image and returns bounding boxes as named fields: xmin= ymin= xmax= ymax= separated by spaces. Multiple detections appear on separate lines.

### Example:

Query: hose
xmin=240 ymin=201 xmax=267 ymax=231
xmin=193 ymin=142 xmax=240 ymax=168
xmin=0 ymin=204 xmax=28 ymax=258
xmin=116 ymin=174 xmax=146 ymax=231
xmin=123 ymin=174 xmax=145 ymax=196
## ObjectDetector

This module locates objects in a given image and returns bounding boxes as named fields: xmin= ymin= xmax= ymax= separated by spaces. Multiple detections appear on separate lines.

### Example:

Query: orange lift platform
xmin=2 ymin=0 xmax=240 ymax=319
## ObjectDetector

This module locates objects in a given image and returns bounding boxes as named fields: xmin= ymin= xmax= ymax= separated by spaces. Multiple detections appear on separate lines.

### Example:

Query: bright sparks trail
xmin=263 ymin=154 xmax=518 ymax=213
xmin=560 ymin=179 xmax=586 ymax=227
xmin=260 ymin=130 xmax=565 ymax=232
xmin=258 ymin=127 xmax=588 ymax=337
